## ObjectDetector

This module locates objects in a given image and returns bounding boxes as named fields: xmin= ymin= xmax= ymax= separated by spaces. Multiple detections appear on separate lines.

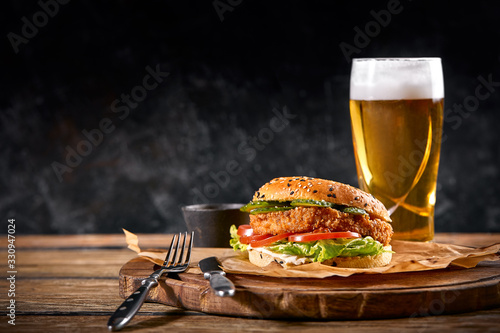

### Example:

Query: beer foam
xmin=350 ymin=58 xmax=444 ymax=100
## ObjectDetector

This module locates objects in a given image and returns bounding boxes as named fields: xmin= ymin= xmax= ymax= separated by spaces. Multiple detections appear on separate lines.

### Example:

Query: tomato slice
xmin=288 ymin=232 xmax=361 ymax=242
xmin=249 ymin=233 xmax=293 ymax=247
xmin=237 ymin=224 xmax=254 ymax=237
xmin=240 ymin=234 xmax=270 ymax=244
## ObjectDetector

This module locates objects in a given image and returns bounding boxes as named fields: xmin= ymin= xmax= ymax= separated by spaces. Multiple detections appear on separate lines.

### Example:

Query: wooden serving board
xmin=118 ymin=256 xmax=500 ymax=320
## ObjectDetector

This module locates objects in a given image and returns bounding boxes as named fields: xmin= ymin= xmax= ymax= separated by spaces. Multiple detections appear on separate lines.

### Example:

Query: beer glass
xmin=349 ymin=58 xmax=444 ymax=241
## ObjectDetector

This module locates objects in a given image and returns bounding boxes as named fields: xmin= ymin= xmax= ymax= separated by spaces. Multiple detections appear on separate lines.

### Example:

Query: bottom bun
xmin=248 ymin=246 xmax=392 ymax=269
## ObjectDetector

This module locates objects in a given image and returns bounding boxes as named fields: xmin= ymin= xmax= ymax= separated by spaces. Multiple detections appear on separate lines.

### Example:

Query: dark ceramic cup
xmin=181 ymin=203 xmax=250 ymax=248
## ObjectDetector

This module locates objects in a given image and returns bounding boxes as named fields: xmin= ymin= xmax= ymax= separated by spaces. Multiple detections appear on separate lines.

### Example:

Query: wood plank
xmin=1 ymin=233 xmax=499 ymax=249
xmin=1 ymin=275 xmax=500 ymax=331
xmin=0 ymin=233 xmax=175 ymax=249
xmin=1 ymin=309 xmax=500 ymax=333
xmin=0 ymin=249 xmax=137 ymax=278
xmin=434 ymin=233 xmax=500 ymax=247
xmin=0 ymin=279 xmax=167 ymax=313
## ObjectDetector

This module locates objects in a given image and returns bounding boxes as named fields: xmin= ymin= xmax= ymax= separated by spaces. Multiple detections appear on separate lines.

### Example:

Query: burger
xmin=230 ymin=176 xmax=394 ymax=268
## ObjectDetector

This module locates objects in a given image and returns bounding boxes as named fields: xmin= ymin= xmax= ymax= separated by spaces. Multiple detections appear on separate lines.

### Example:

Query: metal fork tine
xmin=176 ymin=232 xmax=187 ymax=266
xmin=185 ymin=231 xmax=194 ymax=265
xmin=163 ymin=233 xmax=178 ymax=267
xmin=171 ymin=233 xmax=182 ymax=266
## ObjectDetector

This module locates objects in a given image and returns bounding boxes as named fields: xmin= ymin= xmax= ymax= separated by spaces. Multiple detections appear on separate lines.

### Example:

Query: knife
xmin=198 ymin=257 xmax=235 ymax=297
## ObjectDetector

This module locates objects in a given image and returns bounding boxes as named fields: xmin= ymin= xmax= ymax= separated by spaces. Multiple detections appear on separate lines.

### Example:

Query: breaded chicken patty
xmin=250 ymin=206 xmax=393 ymax=246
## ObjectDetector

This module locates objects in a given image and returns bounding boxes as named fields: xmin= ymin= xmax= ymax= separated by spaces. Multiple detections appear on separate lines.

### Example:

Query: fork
xmin=107 ymin=231 xmax=194 ymax=331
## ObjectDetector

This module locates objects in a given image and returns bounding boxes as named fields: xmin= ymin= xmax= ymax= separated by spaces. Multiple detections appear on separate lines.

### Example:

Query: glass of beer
xmin=349 ymin=58 xmax=444 ymax=242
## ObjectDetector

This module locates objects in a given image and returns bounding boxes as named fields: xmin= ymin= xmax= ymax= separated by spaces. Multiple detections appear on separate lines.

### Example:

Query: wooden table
xmin=1 ymin=233 xmax=499 ymax=332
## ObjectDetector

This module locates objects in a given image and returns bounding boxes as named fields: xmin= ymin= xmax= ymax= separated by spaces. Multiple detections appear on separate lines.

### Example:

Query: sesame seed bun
xmin=252 ymin=176 xmax=391 ymax=223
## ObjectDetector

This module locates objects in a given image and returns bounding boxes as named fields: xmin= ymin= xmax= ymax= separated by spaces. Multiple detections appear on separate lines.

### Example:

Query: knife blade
xmin=198 ymin=256 xmax=235 ymax=297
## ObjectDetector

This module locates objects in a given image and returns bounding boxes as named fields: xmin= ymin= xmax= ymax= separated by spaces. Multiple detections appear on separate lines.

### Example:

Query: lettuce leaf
xmin=229 ymin=224 xmax=248 ymax=252
xmin=229 ymin=224 xmax=390 ymax=262
xmin=270 ymin=237 xmax=388 ymax=262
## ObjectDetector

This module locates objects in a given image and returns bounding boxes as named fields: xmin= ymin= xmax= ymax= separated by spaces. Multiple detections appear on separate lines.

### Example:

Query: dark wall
xmin=1 ymin=0 xmax=499 ymax=234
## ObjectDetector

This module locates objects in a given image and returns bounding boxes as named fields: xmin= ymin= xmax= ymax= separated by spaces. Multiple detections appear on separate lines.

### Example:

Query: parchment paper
xmin=122 ymin=229 xmax=500 ymax=278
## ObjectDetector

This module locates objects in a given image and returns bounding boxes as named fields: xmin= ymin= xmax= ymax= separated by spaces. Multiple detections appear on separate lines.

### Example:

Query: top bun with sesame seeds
xmin=252 ymin=176 xmax=391 ymax=223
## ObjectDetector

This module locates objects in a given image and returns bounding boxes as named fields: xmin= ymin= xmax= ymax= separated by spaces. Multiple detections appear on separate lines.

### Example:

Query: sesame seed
xmin=332 ymin=194 xmax=337 ymax=198
xmin=290 ymin=191 xmax=294 ymax=195
xmin=287 ymin=183 xmax=291 ymax=187
xmin=355 ymin=196 xmax=360 ymax=200
xmin=307 ymin=189 xmax=310 ymax=192
xmin=313 ymin=190 xmax=318 ymax=193
xmin=327 ymin=194 xmax=332 ymax=197
xmin=329 ymin=188 xmax=333 ymax=191
xmin=364 ymin=203 xmax=368 ymax=207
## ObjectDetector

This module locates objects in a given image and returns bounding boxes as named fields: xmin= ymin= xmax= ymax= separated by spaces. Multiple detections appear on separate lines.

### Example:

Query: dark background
xmin=1 ymin=0 xmax=499 ymax=234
